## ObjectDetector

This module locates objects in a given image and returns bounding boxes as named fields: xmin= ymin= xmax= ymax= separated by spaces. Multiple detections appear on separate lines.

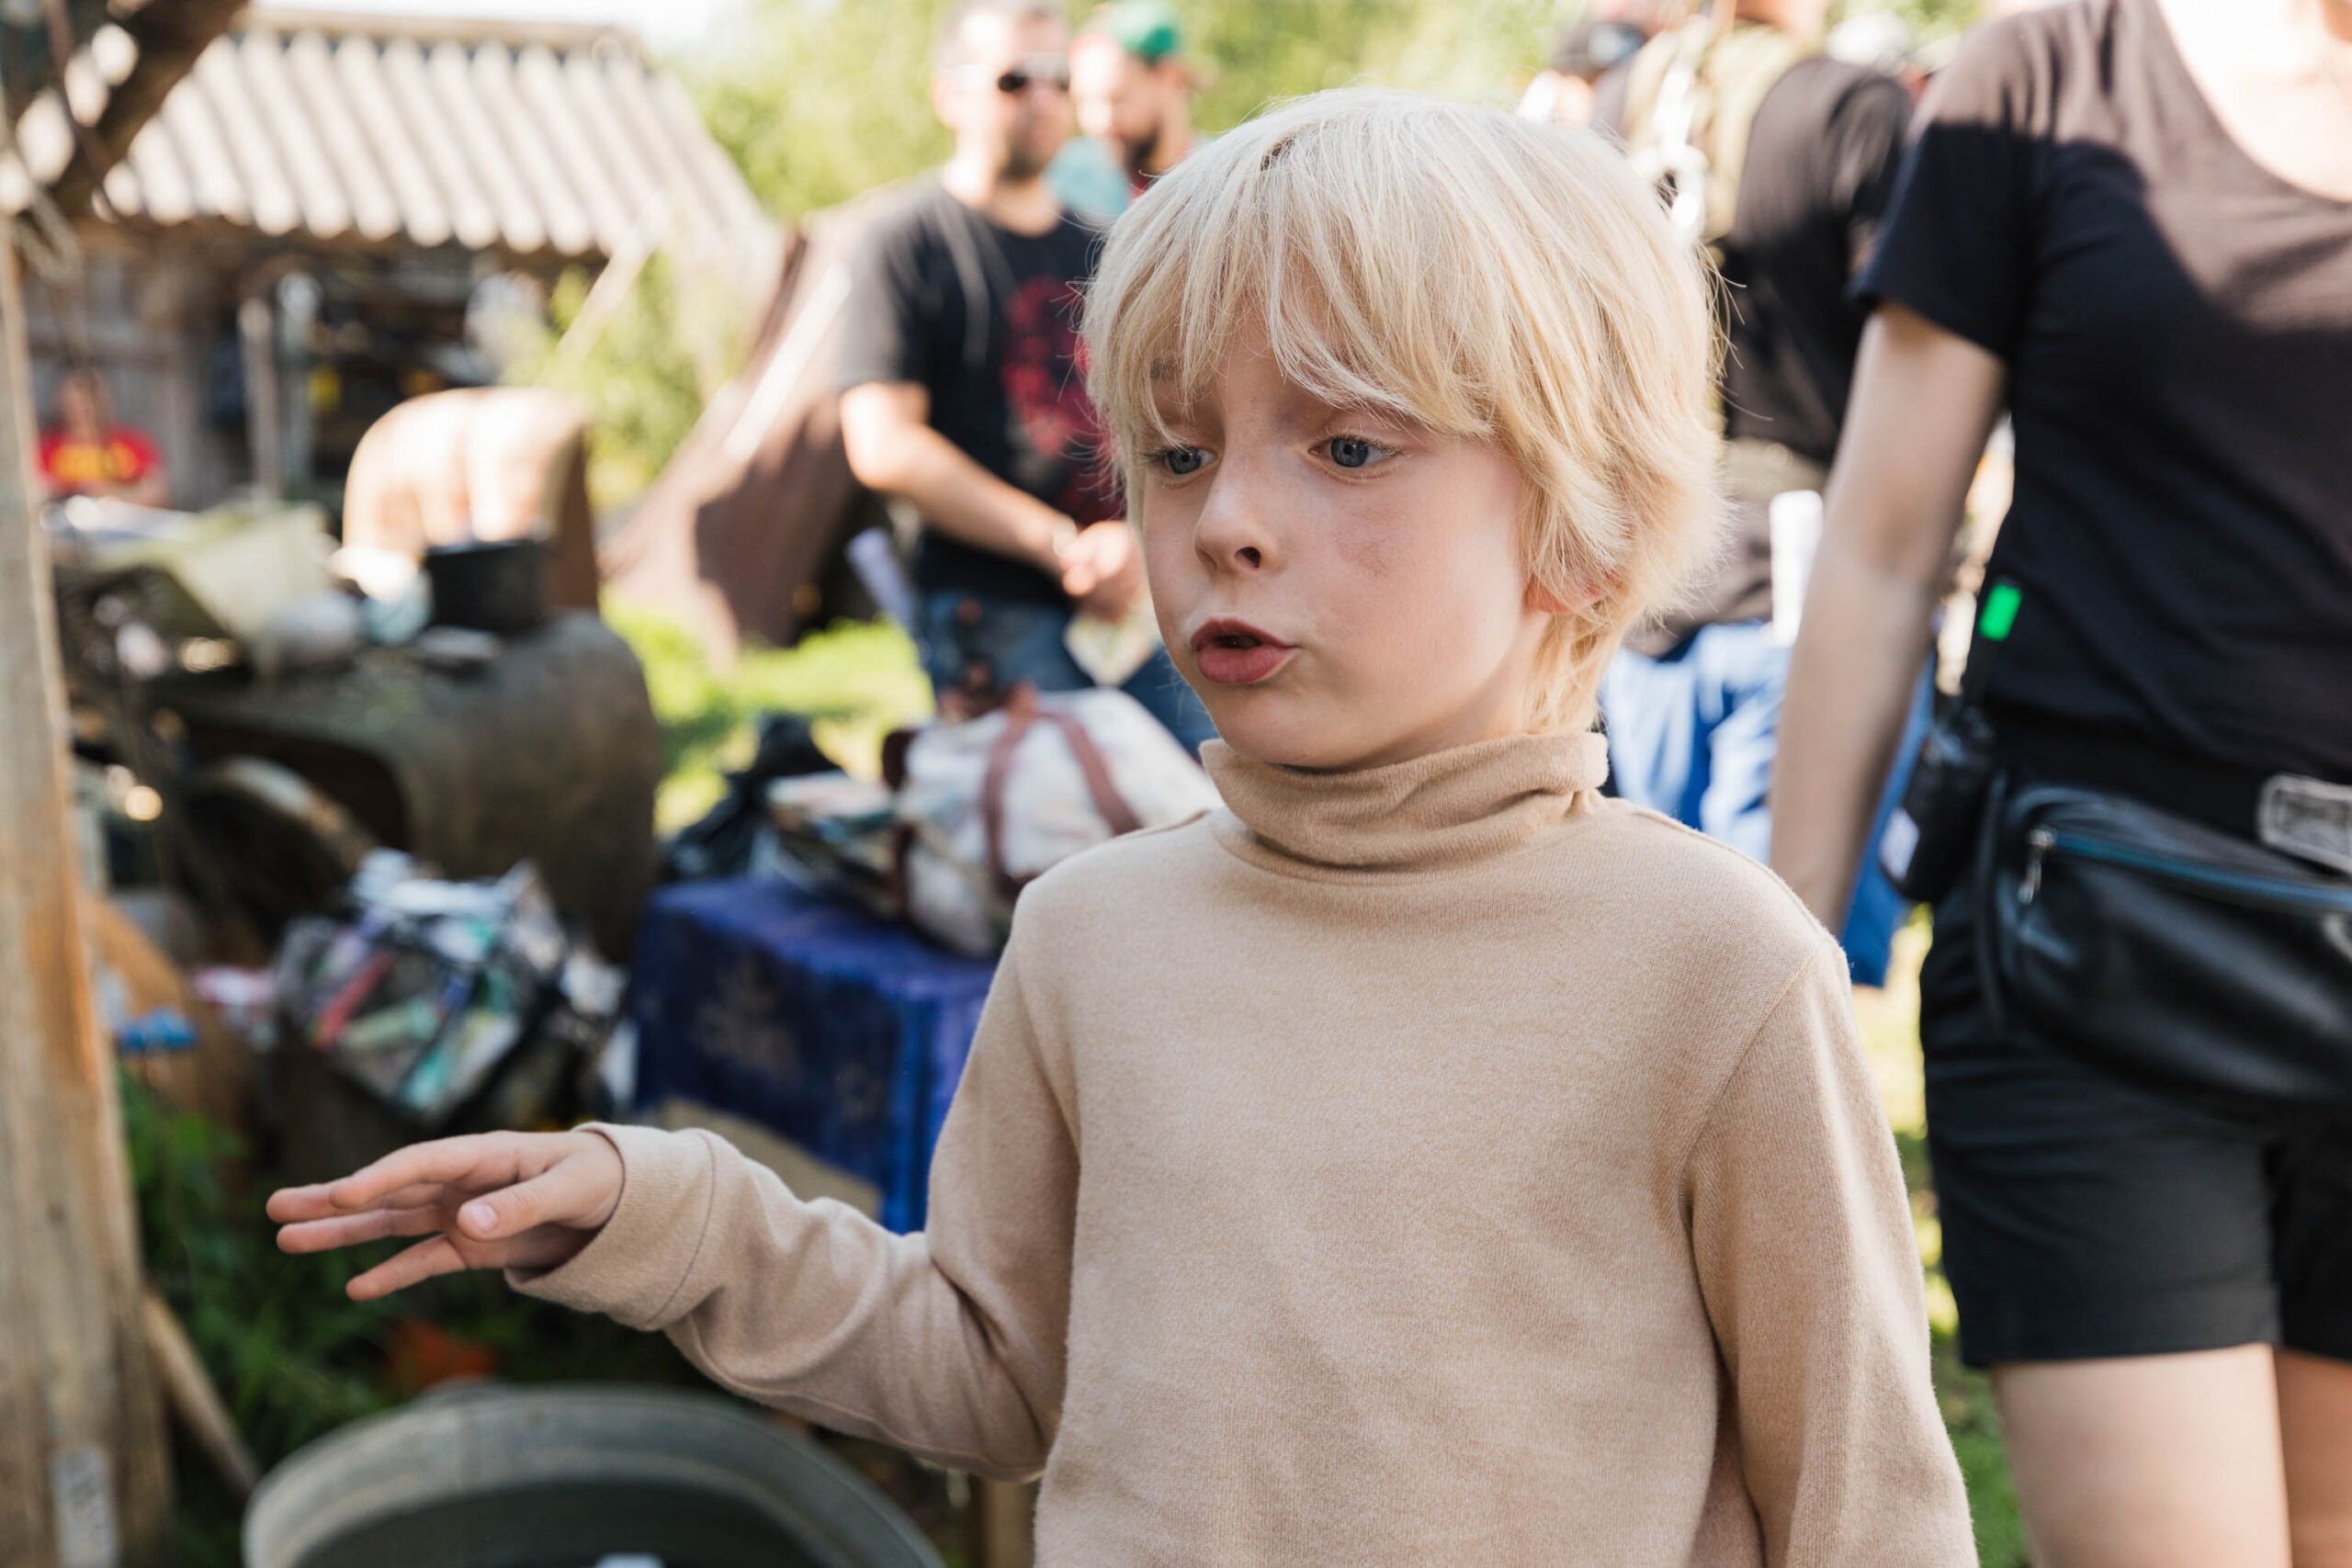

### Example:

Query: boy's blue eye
xmin=1161 ymin=446 xmax=1208 ymax=477
xmin=1328 ymin=437 xmax=1378 ymax=469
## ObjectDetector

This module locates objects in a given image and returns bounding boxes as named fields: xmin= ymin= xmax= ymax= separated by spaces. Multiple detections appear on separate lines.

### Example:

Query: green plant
xmin=123 ymin=1076 xmax=701 ymax=1566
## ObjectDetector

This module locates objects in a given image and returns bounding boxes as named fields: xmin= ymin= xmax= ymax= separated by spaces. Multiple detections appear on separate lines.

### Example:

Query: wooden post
xmin=976 ymin=1478 xmax=1036 ymax=1568
xmin=0 ymin=228 xmax=172 ymax=1563
xmin=238 ymin=288 xmax=281 ymax=501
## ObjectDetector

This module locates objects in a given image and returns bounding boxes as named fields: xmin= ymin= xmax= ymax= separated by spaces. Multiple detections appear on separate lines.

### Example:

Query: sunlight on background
xmin=254 ymin=0 xmax=746 ymax=49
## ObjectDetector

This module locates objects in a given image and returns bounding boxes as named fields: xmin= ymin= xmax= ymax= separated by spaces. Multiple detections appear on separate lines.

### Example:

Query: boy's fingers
xmin=345 ymin=1235 xmax=469 ymax=1301
xmin=266 ymin=1184 xmax=339 ymax=1223
xmin=274 ymin=1173 xmax=495 ymax=1225
xmin=322 ymin=1134 xmax=526 ymax=1212
xmin=276 ymin=1206 xmax=443 ymax=1254
xmin=454 ymin=1157 xmax=607 ymax=1241
xmin=363 ymin=1179 xmax=481 ymax=1213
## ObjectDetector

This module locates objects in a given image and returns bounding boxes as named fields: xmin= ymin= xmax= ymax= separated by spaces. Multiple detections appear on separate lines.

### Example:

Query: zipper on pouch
xmin=2019 ymin=827 xmax=2352 ymax=915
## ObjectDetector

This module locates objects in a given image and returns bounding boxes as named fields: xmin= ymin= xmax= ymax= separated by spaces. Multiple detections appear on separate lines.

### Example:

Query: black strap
xmin=933 ymin=190 xmax=1020 ymax=376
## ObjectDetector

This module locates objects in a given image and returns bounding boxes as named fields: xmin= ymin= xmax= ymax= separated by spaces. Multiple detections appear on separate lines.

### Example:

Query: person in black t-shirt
xmin=1773 ymin=1 xmax=2352 ymax=1558
xmin=1597 ymin=0 xmax=1918 ymax=985
xmin=836 ymin=0 xmax=1213 ymax=750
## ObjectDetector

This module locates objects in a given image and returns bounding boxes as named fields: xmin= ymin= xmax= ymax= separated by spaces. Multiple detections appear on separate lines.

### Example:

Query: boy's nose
xmin=1192 ymin=476 xmax=1280 ymax=576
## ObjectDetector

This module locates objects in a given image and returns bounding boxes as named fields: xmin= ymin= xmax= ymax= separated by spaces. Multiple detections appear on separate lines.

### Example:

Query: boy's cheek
xmin=1142 ymin=527 xmax=1202 ymax=624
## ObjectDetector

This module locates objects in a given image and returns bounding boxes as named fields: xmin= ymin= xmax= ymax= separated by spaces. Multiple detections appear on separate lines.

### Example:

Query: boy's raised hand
xmin=266 ymin=1130 xmax=623 ymax=1301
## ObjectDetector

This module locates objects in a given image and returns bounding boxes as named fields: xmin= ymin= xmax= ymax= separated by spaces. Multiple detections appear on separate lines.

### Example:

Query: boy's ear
xmin=1526 ymin=578 xmax=1601 ymax=616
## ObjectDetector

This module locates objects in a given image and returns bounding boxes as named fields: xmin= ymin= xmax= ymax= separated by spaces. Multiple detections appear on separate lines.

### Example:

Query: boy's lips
xmin=1189 ymin=618 xmax=1295 ymax=686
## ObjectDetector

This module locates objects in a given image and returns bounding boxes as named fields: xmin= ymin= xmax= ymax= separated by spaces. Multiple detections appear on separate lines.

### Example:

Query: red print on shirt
xmin=1002 ymin=276 xmax=1115 ymax=523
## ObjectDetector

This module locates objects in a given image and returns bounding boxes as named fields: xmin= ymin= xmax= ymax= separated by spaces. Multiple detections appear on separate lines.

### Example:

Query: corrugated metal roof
xmin=35 ymin=9 xmax=775 ymax=284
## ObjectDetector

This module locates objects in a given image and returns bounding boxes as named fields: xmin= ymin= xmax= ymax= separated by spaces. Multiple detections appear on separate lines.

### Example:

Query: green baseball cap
xmin=1092 ymin=0 xmax=1183 ymax=64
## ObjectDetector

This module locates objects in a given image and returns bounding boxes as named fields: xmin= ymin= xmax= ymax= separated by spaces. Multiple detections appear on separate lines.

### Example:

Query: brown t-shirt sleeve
xmin=1683 ymin=946 xmax=1974 ymax=1566
xmin=512 ymin=933 xmax=1077 ymax=1480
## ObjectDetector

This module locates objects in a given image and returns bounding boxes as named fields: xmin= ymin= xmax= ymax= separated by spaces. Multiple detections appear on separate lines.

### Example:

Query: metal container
xmin=243 ymin=1384 xmax=945 ymax=1568
xmin=424 ymin=537 xmax=548 ymax=636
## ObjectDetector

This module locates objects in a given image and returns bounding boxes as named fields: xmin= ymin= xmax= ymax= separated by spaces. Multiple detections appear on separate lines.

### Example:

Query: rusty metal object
xmin=154 ymin=612 xmax=660 ymax=960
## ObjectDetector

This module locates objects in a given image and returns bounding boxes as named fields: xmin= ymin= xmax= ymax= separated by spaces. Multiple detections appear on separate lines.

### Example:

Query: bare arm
xmin=840 ymin=380 xmax=1140 ymax=615
xmin=842 ymin=380 xmax=1070 ymax=569
xmin=1769 ymin=303 xmax=2007 ymax=925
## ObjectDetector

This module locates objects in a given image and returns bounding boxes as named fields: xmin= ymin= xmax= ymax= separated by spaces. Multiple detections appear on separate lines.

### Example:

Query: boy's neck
xmin=1232 ymin=716 xmax=1546 ymax=777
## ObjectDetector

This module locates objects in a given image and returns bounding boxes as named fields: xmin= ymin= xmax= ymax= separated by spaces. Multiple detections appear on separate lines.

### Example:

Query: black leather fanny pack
xmin=1984 ymin=781 xmax=2352 ymax=1121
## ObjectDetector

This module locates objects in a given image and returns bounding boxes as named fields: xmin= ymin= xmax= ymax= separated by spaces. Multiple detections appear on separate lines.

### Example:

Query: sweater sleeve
xmin=511 ymin=938 xmax=1076 ymax=1480
xmin=1684 ymin=946 xmax=1974 ymax=1566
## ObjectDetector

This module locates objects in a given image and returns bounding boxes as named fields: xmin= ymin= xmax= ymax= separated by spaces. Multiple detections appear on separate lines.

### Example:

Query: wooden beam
xmin=0 ymin=227 xmax=171 ymax=1563
xmin=48 ymin=0 xmax=249 ymax=223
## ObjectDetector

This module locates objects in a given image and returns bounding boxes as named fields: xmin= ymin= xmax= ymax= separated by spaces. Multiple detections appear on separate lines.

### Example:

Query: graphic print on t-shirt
xmin=1001 ymin=274 xmax=1113 ymax=525
xmin=40 ymin=430 xmax=158 ymax=493
xmin=833 ymin=181 xmax=1117 ymax=602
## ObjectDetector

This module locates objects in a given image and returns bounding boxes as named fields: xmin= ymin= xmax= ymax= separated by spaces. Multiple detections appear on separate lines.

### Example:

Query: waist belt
xmin=1988 ymin=705 xmax=2340 ymax=847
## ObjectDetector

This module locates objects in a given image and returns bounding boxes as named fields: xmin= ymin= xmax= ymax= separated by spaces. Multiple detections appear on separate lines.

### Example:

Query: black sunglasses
xmin=995 ymin=65 xmax=1070 ymax=94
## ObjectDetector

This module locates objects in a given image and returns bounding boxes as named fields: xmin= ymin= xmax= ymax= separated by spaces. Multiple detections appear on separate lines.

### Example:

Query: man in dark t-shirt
xmin=1599 ymin=0 xmax=1918 ymax=983
xmin=836 ymin=0 xmax=1212 ymax=750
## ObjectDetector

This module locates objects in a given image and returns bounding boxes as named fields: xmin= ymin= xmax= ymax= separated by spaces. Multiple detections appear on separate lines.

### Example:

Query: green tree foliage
xmin=688 ymin=0 xmax=956 ymax=221
xmin=686 ymin=0 xmax=1980 ymax=224
xmin=502 ymin=249 xmax=747 ymax=511
xmin=683 ymin=0 xmax=1563 ymax=221
xmin=1190 ymin=0 xmax=1557 ymax=124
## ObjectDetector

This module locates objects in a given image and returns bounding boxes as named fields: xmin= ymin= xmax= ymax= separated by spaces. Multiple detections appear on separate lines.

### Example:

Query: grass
xmin=605 ymin=597 xmax=934 ymax=832
xmin=1855 ymin=917 xmax=2030 ymax=1567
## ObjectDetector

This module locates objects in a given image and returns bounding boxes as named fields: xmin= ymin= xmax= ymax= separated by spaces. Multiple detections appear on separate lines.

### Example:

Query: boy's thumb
xmin=459 ymin=1161 xmax=601 ymax=1240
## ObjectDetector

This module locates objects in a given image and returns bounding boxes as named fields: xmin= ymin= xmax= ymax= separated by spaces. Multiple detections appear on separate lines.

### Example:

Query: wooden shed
xmin=14 ymin=6 xmax=778 ymax=512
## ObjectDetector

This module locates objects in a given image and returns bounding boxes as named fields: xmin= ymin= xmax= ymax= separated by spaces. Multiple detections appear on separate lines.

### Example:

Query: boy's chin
xmin=1201 ymin=695 xmax=1398 ymax=773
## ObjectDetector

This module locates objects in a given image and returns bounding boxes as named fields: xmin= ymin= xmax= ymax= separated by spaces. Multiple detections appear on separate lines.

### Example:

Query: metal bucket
xmin=243 ymin=1384 xmax=945 ymax=1568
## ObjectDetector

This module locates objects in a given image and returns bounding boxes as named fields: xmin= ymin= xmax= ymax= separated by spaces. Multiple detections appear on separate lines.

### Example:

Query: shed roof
xmin=11 ymin=7 xmax=775 ymax=282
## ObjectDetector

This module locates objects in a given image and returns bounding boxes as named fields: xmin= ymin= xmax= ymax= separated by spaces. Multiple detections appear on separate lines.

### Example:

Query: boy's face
xmin=1140 ymin=323 xmax=1554 ymax=772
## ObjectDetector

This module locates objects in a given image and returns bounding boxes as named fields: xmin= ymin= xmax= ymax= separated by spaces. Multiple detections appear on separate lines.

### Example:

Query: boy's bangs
xmin=1097 ymin=118 xmax=1495 ymax=457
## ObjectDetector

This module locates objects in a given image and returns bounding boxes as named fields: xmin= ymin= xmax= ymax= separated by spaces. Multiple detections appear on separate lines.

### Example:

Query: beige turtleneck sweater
xmin=518 ymin=732 xmax=1973 ymax=1565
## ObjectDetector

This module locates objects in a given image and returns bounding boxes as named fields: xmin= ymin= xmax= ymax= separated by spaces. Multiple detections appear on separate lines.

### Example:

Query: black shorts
xmin=1919 ymin=884 xmax=2352 ymax=1369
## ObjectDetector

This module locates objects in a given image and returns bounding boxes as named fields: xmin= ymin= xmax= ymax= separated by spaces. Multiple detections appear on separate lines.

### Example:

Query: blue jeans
xmin=1600 ymin=621 xmax=1932 ymax=987
xmin=918 ymin=591 xmax=1218 ymax=755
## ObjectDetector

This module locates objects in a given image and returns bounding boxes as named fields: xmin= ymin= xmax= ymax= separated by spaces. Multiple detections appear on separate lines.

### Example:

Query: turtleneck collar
xmin=1202 ymin=730 xmax=1611 ymax=876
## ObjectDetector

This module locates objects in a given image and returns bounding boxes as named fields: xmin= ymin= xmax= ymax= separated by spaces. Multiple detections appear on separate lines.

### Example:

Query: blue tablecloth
xmin=629 ymin=879 xmax=998 ymax=1232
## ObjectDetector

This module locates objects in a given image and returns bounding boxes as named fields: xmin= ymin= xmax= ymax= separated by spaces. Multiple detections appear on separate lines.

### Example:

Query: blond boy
xmin=273 ymin=90 xmax=1973 ymax=1563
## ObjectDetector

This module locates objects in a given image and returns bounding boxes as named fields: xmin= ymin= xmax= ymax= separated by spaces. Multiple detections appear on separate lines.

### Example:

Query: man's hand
xmin=266 ymin=1131 xmax=625 ymax=1302
xmin=1058 ymin=520 xmax=1145 ymax=621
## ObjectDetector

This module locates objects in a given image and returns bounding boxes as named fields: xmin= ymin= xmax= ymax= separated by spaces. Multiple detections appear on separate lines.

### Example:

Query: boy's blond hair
xmin=1084 ymin=87 xmax=1722 ymax=734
